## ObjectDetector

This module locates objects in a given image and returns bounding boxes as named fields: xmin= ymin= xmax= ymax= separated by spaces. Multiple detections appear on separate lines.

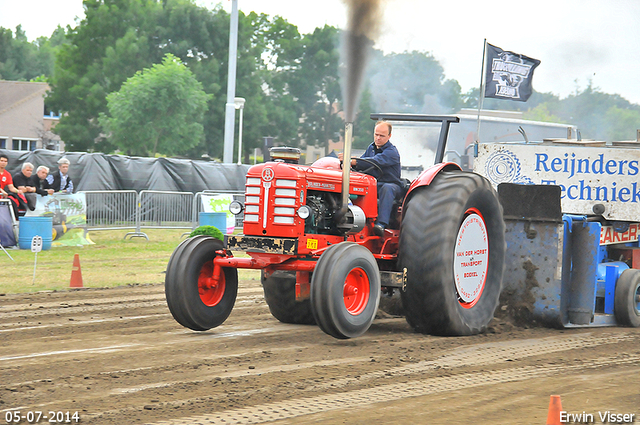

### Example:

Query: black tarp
xmin=0 ymin=149 xmax=250 ymax=193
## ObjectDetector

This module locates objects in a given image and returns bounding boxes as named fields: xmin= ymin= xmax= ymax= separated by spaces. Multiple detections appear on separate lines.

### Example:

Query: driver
xmin=340 ymin=120 xmax=402 ymax=236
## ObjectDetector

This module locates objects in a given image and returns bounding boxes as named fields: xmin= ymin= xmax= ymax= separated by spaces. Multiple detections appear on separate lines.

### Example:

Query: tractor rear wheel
xmin=614 ymin=269 xmax=640 ymax=327
xmin=262 ymin=270 xmax=316 ymax=325
xmin=165 ymin=236 xmax=238 ymax=331
xmin=399 ymin=170 xmax=505 ymax=335
xmin=311 ymin=242 xmax=381 ymax=339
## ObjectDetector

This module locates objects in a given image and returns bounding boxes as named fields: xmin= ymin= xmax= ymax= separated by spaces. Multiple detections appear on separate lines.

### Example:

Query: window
xmin=0 ymin=139 xmax=5 ymax=149
xmin=12 ymin=139 xmax=37 ymax=151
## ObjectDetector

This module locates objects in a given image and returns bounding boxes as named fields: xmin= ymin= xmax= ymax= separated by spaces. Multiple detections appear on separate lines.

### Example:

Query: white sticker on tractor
xmin=454 ymin=213 xmax=489 ymax=306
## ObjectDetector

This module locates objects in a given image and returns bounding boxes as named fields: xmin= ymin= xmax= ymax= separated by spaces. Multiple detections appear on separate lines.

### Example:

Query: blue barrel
xmin=199 ymin=212 xmax=227 ymax=233
xmin=18 ymin=216 xmax=53 ymax=250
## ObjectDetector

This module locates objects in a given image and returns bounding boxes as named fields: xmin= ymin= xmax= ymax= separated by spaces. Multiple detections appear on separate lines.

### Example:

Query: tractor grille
xmin=243 ymin=177 xmax=261 ymax=223
xmin=243 ymin=177 xmax=298 ymax=227
xmin=272 ymin=179 xmax=297 ymax=225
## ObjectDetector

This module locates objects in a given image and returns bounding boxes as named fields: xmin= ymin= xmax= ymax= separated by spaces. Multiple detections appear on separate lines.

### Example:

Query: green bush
xmin=189 ymin=225 xmax=224 ymax=241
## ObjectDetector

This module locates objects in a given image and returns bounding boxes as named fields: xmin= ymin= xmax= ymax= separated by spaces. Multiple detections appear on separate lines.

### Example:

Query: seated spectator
xmin=12 ymin=162 xmax=38 ymax=211
xmin=46 ymin=157 xmax=74 ymax=194
xmin=31 ymin=166 xmax=55 ymax=197
xmin=0 ymin=154 xmax=28 ymax=217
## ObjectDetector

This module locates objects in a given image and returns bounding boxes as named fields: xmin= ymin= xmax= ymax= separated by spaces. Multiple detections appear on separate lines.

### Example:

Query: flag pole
xmin=475 ymin=38 xmax=488 ymax=155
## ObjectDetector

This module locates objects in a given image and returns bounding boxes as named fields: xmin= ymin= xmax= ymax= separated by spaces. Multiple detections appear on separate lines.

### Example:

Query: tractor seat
xmin=388 ymin=179 xmax=411 ymax=230
xmin=399 ymin=178 xmax=411 ymax=200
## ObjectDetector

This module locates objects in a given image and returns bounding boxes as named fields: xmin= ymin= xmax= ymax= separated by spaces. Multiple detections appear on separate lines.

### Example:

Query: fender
xmin=402 ymin=162 xmax=462 ymax=207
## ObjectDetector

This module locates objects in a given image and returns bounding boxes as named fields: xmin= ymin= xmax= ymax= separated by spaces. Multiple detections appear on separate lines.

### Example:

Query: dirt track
xmin=1 ymin=281 xmax=638 ymax=425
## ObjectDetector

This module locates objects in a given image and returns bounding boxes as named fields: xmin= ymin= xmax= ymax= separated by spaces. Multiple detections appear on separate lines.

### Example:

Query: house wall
xmin=0 ymin=80 xmax=63 ymax=151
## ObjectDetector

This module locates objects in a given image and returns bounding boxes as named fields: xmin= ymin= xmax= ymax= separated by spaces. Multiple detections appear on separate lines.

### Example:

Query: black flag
xmin=484 ymin=43 xmax=540 ymax=102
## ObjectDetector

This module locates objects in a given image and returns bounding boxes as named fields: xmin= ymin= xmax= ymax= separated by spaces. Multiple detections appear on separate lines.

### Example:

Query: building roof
xmin=0 ymin=80 xmax=49 ymax=118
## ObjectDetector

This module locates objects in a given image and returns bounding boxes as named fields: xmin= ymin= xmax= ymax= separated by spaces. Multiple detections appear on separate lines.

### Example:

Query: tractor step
xmin=380 ymin=269 xmax=407 ymax=289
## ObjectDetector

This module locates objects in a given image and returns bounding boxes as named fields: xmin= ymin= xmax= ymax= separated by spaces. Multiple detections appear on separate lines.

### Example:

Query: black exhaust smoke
xmin=338 ymin=0 xmax=384 ymax=220
xmin=341 ymin=0 xmax=384 ymax=122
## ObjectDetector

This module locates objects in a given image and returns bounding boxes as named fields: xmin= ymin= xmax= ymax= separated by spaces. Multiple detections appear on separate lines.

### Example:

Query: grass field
xmin=0 ymin=229 xmax=260 ymax=294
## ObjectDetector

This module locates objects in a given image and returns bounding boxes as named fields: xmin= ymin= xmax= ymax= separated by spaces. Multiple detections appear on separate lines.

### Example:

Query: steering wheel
xmin=339 ymin=157 xmax=384 ymax=178
xmin=351 ymin=157 xmax=383 ymax=177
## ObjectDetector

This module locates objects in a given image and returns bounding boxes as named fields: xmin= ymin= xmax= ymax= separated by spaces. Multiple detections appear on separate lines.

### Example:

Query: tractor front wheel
xmin=165 ymin=236 xmax=238 ymax=331
xmin=399 ymin=170 xmax=505 ymax=335
xmin=311 ymin=242 xmax=381 ymax=339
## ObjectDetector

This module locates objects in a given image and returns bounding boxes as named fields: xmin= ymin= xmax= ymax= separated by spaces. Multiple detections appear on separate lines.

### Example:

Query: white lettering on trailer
xmin=475 ymin=143 xmax=640 ymax=222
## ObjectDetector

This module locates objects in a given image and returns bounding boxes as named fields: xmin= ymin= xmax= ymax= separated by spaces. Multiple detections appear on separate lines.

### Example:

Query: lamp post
xmin=234 ymin=97 xmax=246 ymax=165
xmin=222 ymin=0 xmax=239 ymax=163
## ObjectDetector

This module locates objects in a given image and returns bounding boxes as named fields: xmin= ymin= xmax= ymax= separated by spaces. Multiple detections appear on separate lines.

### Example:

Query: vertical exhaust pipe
xmin=340 ymin=122 xmax=354 ymax=218
xmin=337 ymin=0 xmax=383 ymax=222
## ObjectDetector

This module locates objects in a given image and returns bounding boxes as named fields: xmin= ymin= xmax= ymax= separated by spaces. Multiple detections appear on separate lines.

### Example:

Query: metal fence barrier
xmin=80 ymin=189 xmax=244 ymax=240
xmin=125 ymin=190 xmax=194 ymax=239
xmin=83 ymin=190 xmax=139 ymax=231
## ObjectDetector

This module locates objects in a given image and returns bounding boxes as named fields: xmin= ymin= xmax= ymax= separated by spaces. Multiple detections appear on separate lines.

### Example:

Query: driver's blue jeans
xmin=377 ymin=182 xmax=402 ymax=227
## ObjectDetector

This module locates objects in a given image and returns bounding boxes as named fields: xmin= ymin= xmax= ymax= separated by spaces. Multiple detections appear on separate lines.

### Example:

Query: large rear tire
xmin=399 ymin=171 xmax=505 ymax=335
xmin=262 ymin=270 xmax=316 ymax=325
xmin=165 ymin=236 xmax=238 ymax=331
xmin=311 ymin=242 xmax=381 ymax=339
xmin=614 ymin=269 xmax=640 ymax=327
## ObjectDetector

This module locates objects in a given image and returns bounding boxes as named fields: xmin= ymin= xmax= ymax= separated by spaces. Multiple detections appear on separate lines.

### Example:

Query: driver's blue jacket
xmin=354 ymin=140 xmax=402 ymax=187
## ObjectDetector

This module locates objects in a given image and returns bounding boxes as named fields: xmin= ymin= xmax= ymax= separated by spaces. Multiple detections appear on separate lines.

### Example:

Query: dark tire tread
xmin=311 ymin=242 xmax=381 ymax=339
xmin=399 ymin=171 xmax=505 ymax=336
xmin=614 ymin=269 xmax=640 ymax=327
xmin=262 ymin=270 xmax=316 ymax=325
xmin=165 ymin=236 xmax=238 ymax=331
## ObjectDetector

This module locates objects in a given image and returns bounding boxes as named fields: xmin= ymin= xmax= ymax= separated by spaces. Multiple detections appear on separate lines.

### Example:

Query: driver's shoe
xmin=373 ymin=223 xmax=385 ymax=237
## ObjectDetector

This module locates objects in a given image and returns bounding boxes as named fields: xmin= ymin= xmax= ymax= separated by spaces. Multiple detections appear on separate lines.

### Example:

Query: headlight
xmin=229 ymin=200 xmax=244 ymax=215
xmin=297 ymin=205 xmax=311 ymax=219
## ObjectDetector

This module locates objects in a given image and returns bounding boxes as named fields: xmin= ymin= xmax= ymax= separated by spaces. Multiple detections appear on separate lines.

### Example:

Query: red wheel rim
xmin=453 ymin=208 xmax=489 ymax=309
xmin=343 ymin=267 xmax=370 ymax=315
xmin=198 ymin=261 xmax=226 ymax=306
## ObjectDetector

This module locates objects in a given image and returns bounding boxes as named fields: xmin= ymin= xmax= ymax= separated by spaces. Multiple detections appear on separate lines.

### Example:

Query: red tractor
xmin=165 ymin=114 xmax=506 ymax=339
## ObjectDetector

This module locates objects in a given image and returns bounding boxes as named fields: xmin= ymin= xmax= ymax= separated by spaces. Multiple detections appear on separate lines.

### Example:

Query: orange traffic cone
xmin=546 ymin=395 xmax=563 ymax=425
xmin=70 ymin=254 xmax=83 ymax=288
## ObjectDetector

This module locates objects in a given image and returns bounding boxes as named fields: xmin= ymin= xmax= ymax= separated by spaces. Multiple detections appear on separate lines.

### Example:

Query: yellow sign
xmin=306 ymin=239 xmax=318 ymax=250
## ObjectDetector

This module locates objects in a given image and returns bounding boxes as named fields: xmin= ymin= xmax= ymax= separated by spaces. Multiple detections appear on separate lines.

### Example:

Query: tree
xmin=26 ymin=0 xmax=640 ymax=156
xmin=47 ymin=0 xmax=231 ymax=153
xmin=0 ymin=25 xmax=31 ymax=80
xmin=554 ymin=82 xmax=639 ymax=140
xmin=0 ymin=25 xmax=69 ymax=82
xmin=352 ymin=88 xmax=374 ymax=149
xmin=287 ymin=25 xmax=342 ymax=151
xmin=45 ymin=0 xmax=302 ymax=157
xmin=100 ymin=54 xmax=210 ymax=156
xmin=604 ymin=106 xmax=640 ymax=141
xmin=522 ymin=103 xmax=562 ymax=123
xmin=30 ymin=26 xmax=70 ymax=81
xmin=524 ymin=82 xmax=640 ymax=141
xmin=248 ymin=14 xmax=303 ymax=151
